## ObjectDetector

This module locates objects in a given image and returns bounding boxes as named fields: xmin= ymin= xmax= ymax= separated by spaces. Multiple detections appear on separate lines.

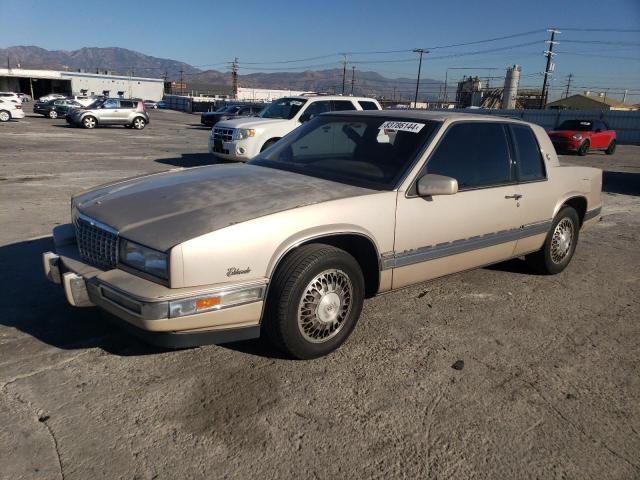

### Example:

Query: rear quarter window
xmin=511 ymin=125 xmax=546 ymax=182
xmin=120 ymin=101 xmax=135 ymax=108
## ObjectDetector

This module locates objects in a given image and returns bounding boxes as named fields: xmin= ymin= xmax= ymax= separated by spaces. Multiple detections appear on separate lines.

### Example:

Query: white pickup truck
xmin=208 ymin=94 xmax=382 ymax=161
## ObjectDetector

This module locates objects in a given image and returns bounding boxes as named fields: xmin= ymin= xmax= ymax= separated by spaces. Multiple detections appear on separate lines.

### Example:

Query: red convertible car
xmin=547 ymin=119 xmax=616 ymax=156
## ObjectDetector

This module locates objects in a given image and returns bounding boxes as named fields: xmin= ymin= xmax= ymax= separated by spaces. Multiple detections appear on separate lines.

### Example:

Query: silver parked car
xmin=66 ymin=98 xmax=150 ymax=129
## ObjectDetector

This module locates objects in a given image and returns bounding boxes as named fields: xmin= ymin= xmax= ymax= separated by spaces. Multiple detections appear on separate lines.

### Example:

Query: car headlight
xmin=572 ymin=134 xmax=583 ymax=140
xmin=119 ymin=239 xmax=168 ymax=280
xmin=233 ymin=128 xmax=255 ymax=140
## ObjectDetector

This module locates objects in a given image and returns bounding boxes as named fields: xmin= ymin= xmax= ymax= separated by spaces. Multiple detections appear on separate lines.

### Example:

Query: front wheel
xmin=605 ymin=139 xmax=616 ymax=155
xmin=48 ymin=110 xmax=58 ymax=119
xmin=260 ymin=139 xmax=279 ymax=152
xmin=525 ymin=206 xmax=580 ymax=275
xmin=577 ymin=140 xmax=590 ymax=156
xmin=264 ymin=244 xmax=365 ymax=359
xmin=82 ymin=116 xmax=97 ymax=129
xmin=132 ymin=117 xmax=146 ymax=130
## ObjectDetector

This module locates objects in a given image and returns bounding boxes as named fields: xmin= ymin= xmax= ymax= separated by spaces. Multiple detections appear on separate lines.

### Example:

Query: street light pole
xmin=412 ymin=49 xmax=428 ymax=108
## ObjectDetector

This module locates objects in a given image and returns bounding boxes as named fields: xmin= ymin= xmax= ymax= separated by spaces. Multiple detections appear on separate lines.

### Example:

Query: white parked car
xmin=209 ymin=95 xmax=382 ymax=161
xmin=0 ymin=98 xmax=25 ymax=121
xmin=0 ymin=92 xmax=22 ymax=103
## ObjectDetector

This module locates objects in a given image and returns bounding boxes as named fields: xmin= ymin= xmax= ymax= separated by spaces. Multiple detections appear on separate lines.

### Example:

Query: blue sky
xmin=2 ymin=0 xmax=639 ymax=101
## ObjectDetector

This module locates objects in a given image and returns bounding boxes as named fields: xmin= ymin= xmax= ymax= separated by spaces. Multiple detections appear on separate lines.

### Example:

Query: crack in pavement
xmin=1 ymin=352 xmax=89 ymax=480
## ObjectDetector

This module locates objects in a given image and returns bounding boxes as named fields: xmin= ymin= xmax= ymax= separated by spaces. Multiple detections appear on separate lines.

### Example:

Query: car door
xmin=592 ymin=120 xmax=609 ymax=149
xmin=393 ymin=121 xmax=523 ymax=289
xmin=507 ymin=124 xmax=556 ymax=256
xmin=98 ymin=98 xmax=120 ymax=123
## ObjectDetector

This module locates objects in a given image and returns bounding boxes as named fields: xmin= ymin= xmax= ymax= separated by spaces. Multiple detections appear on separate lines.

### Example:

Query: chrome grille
xmin=73 ymin=215 xmax=118 ymax=269
xmin=212 ymin=127 xmax=234 ymax=142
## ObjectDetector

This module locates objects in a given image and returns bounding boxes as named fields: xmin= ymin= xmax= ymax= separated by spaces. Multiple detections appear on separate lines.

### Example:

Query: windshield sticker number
xmin=379 ymin=121 xmax=425 ymax=133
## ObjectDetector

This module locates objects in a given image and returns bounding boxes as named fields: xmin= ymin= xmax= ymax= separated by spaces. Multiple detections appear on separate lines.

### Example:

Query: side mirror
xmin=417 ymin=174 xmax=458 ymax=196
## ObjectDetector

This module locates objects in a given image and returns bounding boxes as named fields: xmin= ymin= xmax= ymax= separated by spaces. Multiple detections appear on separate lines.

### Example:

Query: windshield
xmin=557 ymin=120 xmax=593 ymax=131
xmin=259 ymin=98 xmax=307 ymax=120
xmin=249 ymin=115 xmax=439 ymax=190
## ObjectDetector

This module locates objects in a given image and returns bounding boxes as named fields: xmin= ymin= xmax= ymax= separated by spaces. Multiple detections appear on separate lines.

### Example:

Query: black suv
xmin=200 ymin=104 xmax=264 ymax=127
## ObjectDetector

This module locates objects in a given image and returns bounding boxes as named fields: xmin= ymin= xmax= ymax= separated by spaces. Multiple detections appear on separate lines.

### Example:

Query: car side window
xmin=510 ymin=125 xmax=546 ymax=182
xmin=102 ymin=99 xmax=118 ymax=109
xmin=304 ymin=101 xmax=332 ymax=118
xmin=594 ymin=120 xmax=607 ymax=131
xmin=332 ymin=100 xmax=357 ymax=111
xmin=120 ymin=101 xmax=134 ymax=108
xmin=358 ymin=101 xmax=380 ymax=111
xmin=426 ymin=122 xmax=512 ymax=190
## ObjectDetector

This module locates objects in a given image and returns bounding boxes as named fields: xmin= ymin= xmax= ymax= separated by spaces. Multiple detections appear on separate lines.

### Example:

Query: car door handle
xmin=505 ymin=194 xmax=523 ymax=200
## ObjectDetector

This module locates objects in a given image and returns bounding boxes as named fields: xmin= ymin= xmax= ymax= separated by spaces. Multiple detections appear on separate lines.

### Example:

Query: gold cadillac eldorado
xmin=43 ymin=111 xmax=602 ymax=359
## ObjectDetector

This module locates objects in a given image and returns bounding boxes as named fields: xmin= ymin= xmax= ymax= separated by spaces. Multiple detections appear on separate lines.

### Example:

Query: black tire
xmin=525 ymin=206 xmax=580 ymax=275
xmin=132 ymin=117 xmax=146 ymax=130
xmin=577 ymin=140 xmax=590 ymax=156
xmin=0 ymin=110 xmax=10 ymax=122
xmin=605 ymin=139 xmax=616 ymax=155
xmin=263 ymin=244 xmax=365 ymax=359
xmin=48 ymin=110 xmax=58 ymax=119
xmin=82 ymin=115 xmax=97 ymax=129
xmin=260 ymin=138 xmax=279 ymax=152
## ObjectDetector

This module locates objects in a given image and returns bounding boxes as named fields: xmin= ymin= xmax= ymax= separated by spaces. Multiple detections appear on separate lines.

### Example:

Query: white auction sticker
xmin=379 ymin=121 xmax=425 ymax=133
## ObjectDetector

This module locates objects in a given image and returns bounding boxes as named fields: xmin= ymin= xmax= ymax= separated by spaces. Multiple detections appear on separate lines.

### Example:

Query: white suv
xmin=209 ymin=95 xmax=381 ymax=161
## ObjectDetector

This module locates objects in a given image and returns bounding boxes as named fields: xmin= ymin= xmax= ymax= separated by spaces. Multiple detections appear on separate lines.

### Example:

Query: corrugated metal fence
xmin=435 ymin=109 xmax=640 ymax=145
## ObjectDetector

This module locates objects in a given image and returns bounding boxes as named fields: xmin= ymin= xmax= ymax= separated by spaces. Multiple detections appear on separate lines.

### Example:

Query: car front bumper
xmin=43 ymin=224 xmax=264 ymax=348
xmin=550 ymin=138 xmax=582 ymax=151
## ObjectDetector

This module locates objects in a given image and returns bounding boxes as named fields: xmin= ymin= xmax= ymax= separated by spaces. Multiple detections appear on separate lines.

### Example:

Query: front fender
xmin=265 ymin=224 xmax=381 ymax=278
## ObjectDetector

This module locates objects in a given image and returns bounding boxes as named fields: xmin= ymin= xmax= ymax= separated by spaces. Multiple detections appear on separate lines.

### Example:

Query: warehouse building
xmin=546 ymin=92 xmax=637 ymax=111
xmin=0 ymin=68 xmax=164 ymax=101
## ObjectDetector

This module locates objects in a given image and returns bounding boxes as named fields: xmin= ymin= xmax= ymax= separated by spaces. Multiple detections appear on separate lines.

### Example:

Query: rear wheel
xmin=525 ymin=206 xmax=580 ymax=275
xmin=605 ymin=139 xmax=616 ymax=155
xmin=132 ymin=117 xmax=146 ymax=130
xmin=264 ymin=244 xmax=365 ymax=359
xmin=0 ymin=110 xmax=10 ymax=122
xmin=48 ymin=110 xmax=58 ymax=119
xmin=82 ymin=116 xmax=97 ymax=129
xmin=577 ymin=140 xmax=590 ymax=156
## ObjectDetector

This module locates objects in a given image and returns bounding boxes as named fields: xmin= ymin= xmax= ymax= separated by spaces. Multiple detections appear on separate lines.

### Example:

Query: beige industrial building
xmin=0 ymin=68 xmax=164 ymax=101
xmin=546 ymin=93 xmax=637 ymax=111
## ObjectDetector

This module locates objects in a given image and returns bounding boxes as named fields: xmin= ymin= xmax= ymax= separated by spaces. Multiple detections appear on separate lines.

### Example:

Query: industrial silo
xmin=502 ymin=65 xmax=521 ymax=109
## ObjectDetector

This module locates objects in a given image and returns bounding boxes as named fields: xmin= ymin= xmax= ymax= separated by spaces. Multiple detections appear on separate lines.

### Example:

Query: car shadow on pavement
xmin=0 ymin=236 xmax=165 ymax=356
xmin=155 ymin=153 xmax=234 ymax=168
xmin=603 ymin=171 xmax=640 ymax=196
xmin=485 ymin=258 xmax=539 ymax=275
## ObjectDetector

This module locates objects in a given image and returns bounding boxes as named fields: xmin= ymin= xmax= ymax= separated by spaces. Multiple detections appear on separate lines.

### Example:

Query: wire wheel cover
xmin=297 ymin=269 xmax=353 ymax=343
xmin=551 ymin=218 xmax=574 ymax=264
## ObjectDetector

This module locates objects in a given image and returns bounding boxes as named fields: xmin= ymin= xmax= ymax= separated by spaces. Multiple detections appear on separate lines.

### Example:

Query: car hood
xmin=73 ymin=163 xmax=375 ymax=251
xmin=216 ymin=117 xmax=291 ymax=130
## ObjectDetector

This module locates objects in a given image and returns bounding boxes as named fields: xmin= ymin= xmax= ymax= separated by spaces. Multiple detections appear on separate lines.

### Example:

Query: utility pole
xmin=350 ymin=66 xmax=355 ymax=95
xmin=231 ymin=58 xmax=239 ymax=99
xmin=563 ymin=73 xmax=573 ymax=99
xmin=179 ymin=69 xmax=184 ymax=96
xmin=412 ymin=49 xmax=428 ymax=108
xmin=341 ymin=54 xmax=347 ymax=95
xmin=622 ymin=89 xmax=628 ymax=104
xmin=392 ymin=86 xmax=396 ymax=102
xmin=540 ymin=28 xmax=560 ymax=108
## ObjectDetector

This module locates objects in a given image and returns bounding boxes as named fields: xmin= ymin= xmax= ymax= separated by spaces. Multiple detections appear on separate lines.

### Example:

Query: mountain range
xmin=1 ymin=46 xmax=443 ymax=100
